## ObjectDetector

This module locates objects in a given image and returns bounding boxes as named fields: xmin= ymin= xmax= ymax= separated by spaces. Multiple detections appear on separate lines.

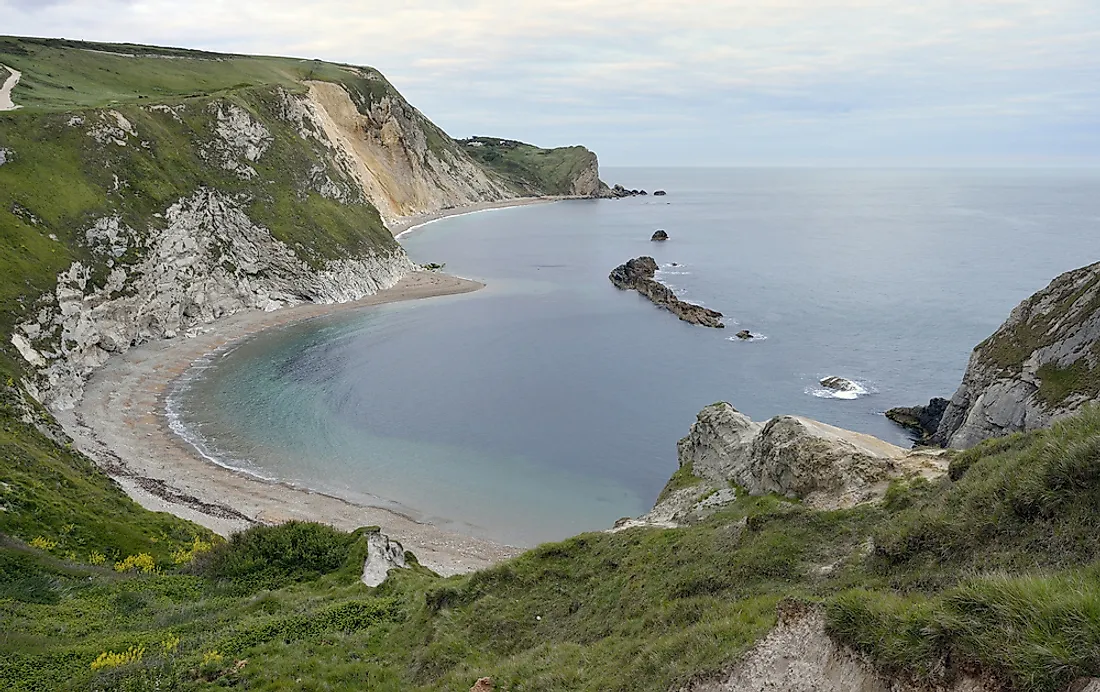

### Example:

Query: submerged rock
xmin=735 ymin=330 xmax=755 ymax=340
xmin=653 ymin=189 xmax=667 ymax=196
xmin=885 ymin=397 xmax=949 ymax=446
xmin=651 ymin=229 xmax=669 ymax=241
xmin=609 ymin=256 xmax=723 ymax=328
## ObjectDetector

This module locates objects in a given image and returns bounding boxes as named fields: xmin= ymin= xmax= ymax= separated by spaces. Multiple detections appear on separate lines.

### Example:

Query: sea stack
xmin=651 ymin=230 xmax=669 ymax=241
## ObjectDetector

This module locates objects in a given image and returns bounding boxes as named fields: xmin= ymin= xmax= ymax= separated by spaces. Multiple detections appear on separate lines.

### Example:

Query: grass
xmin=975 ymin=266 xmax=1100 ymax=408
xmin=459 ymin=137 xmax=598 ymax=196
xmin=6 ymin=407 xmax=1100 ymax=690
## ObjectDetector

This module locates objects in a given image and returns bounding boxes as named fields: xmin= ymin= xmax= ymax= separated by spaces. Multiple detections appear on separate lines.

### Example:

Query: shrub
xmin=197 ymin=521 xmax=355 ymax=591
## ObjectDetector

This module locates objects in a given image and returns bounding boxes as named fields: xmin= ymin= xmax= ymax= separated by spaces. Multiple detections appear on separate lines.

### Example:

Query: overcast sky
xmin=4 ymin=0 xmax=1099 ymax=166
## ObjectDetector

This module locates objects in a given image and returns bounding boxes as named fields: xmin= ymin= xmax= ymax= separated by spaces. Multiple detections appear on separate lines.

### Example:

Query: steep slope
xmin=934 ymin=261 xmax=1100 ymax=448
xmin=0 ymin=36 xmax=609 ymax=409
xmin=7 ymin=403 xmax=1100 ymax=690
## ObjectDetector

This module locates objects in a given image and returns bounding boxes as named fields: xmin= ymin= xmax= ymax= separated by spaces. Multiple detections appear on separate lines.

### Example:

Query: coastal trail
xmin=0 ymin=64 xmax=22 ymax=111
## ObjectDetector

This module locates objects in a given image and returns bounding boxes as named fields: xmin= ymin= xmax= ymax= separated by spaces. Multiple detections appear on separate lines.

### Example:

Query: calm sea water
xmin=172 ymin=168 xmax=1100 ymax=546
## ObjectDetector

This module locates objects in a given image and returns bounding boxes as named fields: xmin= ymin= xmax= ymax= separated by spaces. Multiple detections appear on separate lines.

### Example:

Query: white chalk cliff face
xmin=14 ymin=189 xmax=413 ymax=410
xmin=935 ymin=261 xmax=1100 ymax=448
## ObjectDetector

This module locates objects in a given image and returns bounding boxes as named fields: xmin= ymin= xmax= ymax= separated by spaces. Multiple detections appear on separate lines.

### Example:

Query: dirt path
xmin=0 ymin=64 xmax=22 ymax=111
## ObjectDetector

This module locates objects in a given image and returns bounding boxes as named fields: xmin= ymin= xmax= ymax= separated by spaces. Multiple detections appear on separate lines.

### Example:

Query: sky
xmin=4 ymin=0 xmax=1100 ymax=166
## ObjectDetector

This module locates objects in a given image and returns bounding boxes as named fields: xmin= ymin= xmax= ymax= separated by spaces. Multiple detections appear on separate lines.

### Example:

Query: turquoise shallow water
xmin=172 ymin=167 xmax=1100 ymax=547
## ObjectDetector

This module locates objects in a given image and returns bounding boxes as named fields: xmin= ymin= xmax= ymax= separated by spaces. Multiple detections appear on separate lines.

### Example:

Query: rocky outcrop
xmin=651 ymin=230 xmax=669 ymax=241
xmin=735 ymin=330 xmax=757 ymax=340
xmin=886 ymin=397 xmax=949 ymax=445
xmin=14 ymin=190 xmax=413 ymax=409
xmin=820 ymin=376 xmax=858 ymax=393
xmin=361 ymin=529 xmax=409 ymax=587
xmin=641 ymin=403 xmax=947 ymax=523
xmin=603 ymin=184 xmax=647 ymax=198
xmin=609 ymin=256 xmax=724 ymax=328
xmin=934 ymin=261 xmax=1100 ymax=448
xmin=653 ymin=190 xmax=667 ymax=196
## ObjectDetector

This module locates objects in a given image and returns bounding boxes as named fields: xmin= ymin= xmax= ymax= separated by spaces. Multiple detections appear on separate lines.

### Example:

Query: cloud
xmin=2 ymin=0 xmax=1098 ymax=164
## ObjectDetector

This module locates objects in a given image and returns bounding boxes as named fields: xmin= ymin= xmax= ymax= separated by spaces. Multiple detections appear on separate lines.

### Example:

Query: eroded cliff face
xmin=6 ymin=85 xmax=422 ymax=409
xmin=305 ymin=78 xmax=515 ymax=224
xmin=14 ymin=190 xmax=411 ymax=409
xmin=935 ymin=261 xmax=1100 ymax=448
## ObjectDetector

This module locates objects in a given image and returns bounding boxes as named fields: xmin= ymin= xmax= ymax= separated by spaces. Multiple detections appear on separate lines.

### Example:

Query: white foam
xmin=394 ymin=204 xmax=530 ymax=240
xmin=805 ymin=378 xmax=875 ymax=400
xmin=727 ymin=333 xmax=766 ymax=342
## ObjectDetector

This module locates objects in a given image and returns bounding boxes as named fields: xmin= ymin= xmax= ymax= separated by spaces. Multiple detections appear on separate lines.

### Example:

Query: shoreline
xmin=387 ymin=195 xmax=569 ymax=237
xmin=57 ymin=271 xmax=523 ymax=576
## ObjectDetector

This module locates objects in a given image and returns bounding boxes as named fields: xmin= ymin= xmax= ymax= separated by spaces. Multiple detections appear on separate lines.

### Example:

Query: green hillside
xmin=5 ymin=408 xmax=1100 ymax=690
xmin=458 ymin=136 xmax=601 ymax=196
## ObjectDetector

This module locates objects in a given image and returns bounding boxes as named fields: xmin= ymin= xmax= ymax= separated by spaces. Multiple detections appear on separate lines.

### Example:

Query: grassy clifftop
xmin=458 ymin=136 xmax=603 ymax=196
xmin=6 ymin=408 xmax=1100 ymax=690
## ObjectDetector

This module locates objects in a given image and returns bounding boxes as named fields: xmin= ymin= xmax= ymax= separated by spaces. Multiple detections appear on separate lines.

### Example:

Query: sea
xmin=168 ymin=167 xmax=1100 ymax=547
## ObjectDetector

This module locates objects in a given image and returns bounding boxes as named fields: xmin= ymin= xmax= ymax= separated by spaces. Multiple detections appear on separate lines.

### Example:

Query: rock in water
xmin=736 ymin=330 xmax=754 ymax=340
xmin=819 ymin=376 xmax=858 ymax=393
xmin=361 ymin=530 xmax=408 ymax=587
xmin=651 ymin=229 xmax=669 ymax=241
xmin=653 ymin=189 xmax=667 ymax=196
xmin=885 ymin=397 xmax=949 ymax=446
xmin=609 ymin=256 xmax=723 ymax=328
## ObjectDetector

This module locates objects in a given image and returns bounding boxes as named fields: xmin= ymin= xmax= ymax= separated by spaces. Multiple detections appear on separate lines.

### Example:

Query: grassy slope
xmin=6 ymin=408 xmax=1100 ymax=691
xmin=459 ymin=136 xmax=598 ymax=196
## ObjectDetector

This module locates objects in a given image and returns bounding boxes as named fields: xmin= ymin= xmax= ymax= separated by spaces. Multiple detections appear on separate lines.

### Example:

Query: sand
xmin=57 ymin=271 xmax=523 ymax=576
xmin=389 ymin=196 xmax=568 ymax=237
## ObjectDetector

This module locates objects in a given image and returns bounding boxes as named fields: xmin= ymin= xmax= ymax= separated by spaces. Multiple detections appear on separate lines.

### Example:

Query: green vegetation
xmin=458 ymin=137 xmax=597 ymax=196
xmin=977 ymin=267 xmax=1100 ymax=408
xmin=655 ymin=460 xmax=704 ymax=504
xmin=4 ymin=408 xmax=1100 ymax=689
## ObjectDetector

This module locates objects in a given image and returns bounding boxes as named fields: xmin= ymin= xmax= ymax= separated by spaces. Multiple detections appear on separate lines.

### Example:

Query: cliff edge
xmin=934 ymin=261 xmax=1100 ymax=448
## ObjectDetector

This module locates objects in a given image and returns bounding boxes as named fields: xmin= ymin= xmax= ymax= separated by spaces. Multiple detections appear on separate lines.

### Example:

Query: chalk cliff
xmin=0 ymin=39 xmax=610 ymax=409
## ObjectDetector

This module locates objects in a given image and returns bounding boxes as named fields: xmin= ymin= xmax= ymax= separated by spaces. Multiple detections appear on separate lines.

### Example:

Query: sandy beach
xmin=388 ymin=196 xmax=566 ymax=237
xmin=57 ymin=271 xmax=523 ymax=576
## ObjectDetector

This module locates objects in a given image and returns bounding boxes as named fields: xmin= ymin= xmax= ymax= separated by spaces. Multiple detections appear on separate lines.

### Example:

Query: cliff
xmin=0 ymin=36 xmax=608 ymax=408
xmin=934 ymin=261 xmax=1100 ymax=448
xmin=458 ymin=136 xmax=607 ymax=197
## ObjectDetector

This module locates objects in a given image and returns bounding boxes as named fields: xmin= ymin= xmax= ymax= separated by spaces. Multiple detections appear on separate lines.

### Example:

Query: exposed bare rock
xmin=648 ymin=402 xmax=947 ymax=521
xmin=304 ymin=80 xmax=515 ymax=225
xmin=361 ymin=530 xmax=409 ymax=587
xmin=470 ymin=678 xmax=494 ymax=692
xmin=735 ymin=330 xmax=756 ymax=340
xmin=683 ymin=601 xmax=1002 ymax=692
xmin=653 ymin=189 xmax=667 ymax=196
xmin=886 ymin=397 xmax=949 ymax=445
xmin=935 ymin=261 xmax=1100 ymax=448
xmin=14 ymin=190 xmax=413 ymax=409
xmin=651 ymin=229 xmax=669 ymax=241
xmin=609 ymin=256 xmax=724 ymax=328
xmin=820 ymin=376 xmax=859 ymax=393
